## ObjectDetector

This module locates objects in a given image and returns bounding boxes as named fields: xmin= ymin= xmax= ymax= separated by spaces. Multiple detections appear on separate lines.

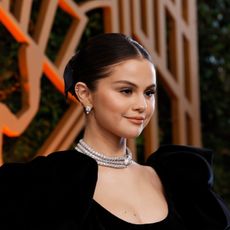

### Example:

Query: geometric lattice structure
xmin=0 ymin=0 xmax=201 ymax=164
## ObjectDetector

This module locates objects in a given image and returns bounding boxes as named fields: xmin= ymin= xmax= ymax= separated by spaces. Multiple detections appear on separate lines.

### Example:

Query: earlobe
xmin=74 ymin=82 xmax=92 ymax=107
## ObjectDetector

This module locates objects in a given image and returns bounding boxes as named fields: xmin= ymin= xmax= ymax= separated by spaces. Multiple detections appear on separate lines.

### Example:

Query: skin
xmin=75 ymin=58 xmax=168 ymax=224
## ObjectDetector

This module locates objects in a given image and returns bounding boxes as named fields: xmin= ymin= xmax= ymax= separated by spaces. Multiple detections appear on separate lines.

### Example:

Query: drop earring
xmin=85 ymin=106 xmax=92 ymax=115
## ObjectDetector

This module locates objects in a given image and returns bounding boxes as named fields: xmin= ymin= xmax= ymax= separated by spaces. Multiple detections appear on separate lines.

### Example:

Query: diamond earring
xmin=85 ymin=106 xmax=92 ymax=115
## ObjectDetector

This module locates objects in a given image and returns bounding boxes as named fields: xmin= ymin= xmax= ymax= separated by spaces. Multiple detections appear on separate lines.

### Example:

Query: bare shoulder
xmin=130 ymin=162 xmax=163 ymax=190
xmin=130 ymin=161 xmax=158 ymax=177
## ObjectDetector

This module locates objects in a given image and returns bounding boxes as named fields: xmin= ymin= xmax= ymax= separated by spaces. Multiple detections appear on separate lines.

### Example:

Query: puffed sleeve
xmin=146 ymin=145 xmax=230 ymax=230
xmin=0 ymin=150 xmax=98 ymax=229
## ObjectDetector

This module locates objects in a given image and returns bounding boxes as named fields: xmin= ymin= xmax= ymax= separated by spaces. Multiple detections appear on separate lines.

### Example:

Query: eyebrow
xmin=113 ymin=80 xmax=156 ymax=89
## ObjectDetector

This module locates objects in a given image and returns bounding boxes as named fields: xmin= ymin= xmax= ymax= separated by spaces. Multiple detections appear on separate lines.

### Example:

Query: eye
xmin=145 ymin=89 xmax=156 ymax=97
xmin=120 ymin=88 xmax=133 ymax=95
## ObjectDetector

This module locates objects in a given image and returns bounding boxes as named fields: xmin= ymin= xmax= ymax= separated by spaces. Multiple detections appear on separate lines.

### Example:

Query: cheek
xmin=94 ymin=91 xmax=127 ymax=115
xmin=145 ymin=99 xmax=155 ymax=121
xmin=151 ymin=98 xmax=156 ymax=113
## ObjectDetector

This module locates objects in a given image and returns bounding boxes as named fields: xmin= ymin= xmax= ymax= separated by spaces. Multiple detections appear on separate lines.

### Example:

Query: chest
xmin=93 ymin=167 xmax=168 ymax=224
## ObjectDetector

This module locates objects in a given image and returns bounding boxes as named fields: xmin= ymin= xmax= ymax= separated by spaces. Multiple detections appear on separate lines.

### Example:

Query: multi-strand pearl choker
xmin=75 ymin=139 xmax=133 ymax=168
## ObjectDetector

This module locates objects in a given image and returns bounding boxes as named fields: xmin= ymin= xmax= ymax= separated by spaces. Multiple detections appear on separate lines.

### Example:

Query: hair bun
xmin=63 ymin=52 xmax=79 ymax=97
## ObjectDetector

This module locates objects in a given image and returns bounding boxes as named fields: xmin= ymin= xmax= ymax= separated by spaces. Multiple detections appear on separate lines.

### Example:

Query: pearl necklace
xmin=75 ymin=139 xmax=133 ymax=168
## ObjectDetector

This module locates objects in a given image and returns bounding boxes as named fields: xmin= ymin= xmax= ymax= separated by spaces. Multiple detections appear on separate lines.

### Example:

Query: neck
xmin=83 ymin=120 xmax=127 ymax=157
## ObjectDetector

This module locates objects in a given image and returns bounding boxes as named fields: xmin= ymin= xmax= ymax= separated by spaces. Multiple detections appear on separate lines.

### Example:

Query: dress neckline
xmin=92 ymin=199 xmax=171 ymax=226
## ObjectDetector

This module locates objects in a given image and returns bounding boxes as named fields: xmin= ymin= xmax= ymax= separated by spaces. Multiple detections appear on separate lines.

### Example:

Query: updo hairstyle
xmin=64 ymin=33 xmax=152 ymax=99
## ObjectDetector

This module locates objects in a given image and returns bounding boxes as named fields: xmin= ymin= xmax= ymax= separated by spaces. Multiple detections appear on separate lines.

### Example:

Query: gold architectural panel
xmin=0 ymin=0 xmax=201 ymax=164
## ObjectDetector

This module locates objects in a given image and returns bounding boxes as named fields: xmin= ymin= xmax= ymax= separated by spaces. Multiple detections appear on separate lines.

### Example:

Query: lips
xmin=125 ymin=116 xmax=145 ymax=125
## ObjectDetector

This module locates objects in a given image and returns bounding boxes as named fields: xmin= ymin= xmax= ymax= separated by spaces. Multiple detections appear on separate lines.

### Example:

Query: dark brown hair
xmin=64 ymin=33 xmax=152 ymax=99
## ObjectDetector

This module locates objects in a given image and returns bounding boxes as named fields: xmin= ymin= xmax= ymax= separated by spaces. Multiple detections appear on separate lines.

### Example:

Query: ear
xmin=74 ymin=82 xmax=92 ymax=107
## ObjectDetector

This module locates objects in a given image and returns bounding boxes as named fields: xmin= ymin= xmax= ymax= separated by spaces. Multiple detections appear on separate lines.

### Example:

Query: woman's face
xmin=89 ymin=58 xmax=156 ymax=139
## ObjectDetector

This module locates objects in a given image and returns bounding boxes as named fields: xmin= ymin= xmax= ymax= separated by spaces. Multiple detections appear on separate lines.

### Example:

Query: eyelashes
xmin=119 ymin=88 xmax=156 ymax=97
xmin=145 ymin=89 xmax=156 ymax=97
xmin=120 ymin=88 xmax=132 ymax=95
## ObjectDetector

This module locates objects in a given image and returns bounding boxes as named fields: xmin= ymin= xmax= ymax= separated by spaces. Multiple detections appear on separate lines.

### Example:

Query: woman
xmin=0 ymin=33 xmax=229 ymax=230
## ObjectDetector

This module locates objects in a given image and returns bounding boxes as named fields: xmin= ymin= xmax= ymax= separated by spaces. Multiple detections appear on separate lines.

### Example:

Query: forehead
xmin=102 ymin=59 xmax=156 ymax=85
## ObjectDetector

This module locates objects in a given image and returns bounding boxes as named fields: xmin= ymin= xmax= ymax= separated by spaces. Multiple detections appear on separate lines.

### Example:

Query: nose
xmin=132 ymin=94 xmax=147 ymax=113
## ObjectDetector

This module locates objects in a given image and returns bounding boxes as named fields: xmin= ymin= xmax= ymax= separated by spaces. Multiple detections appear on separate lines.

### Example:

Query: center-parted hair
xmin=64 ymin=33 xmax=152 ymax=99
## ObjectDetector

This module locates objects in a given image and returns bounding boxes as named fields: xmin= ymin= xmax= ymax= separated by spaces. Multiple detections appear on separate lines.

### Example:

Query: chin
xmin=120 ymin=130 xmax=143 ymax=139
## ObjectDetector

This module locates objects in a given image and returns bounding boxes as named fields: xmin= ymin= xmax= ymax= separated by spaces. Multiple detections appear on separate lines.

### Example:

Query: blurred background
xmin=0 ymin=0 xmax=229 ymax=206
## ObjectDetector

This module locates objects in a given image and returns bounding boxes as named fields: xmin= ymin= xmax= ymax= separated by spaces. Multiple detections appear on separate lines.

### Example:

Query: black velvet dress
xmin=0 ymin=145 xmax=229 ymax=230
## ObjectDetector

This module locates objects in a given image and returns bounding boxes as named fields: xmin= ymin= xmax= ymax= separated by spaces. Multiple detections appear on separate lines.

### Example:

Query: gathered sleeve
xmin=0 ymin=150 xmax=98 ymax=229
xmin=146 ymin=144 xmax=230 ymax=230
